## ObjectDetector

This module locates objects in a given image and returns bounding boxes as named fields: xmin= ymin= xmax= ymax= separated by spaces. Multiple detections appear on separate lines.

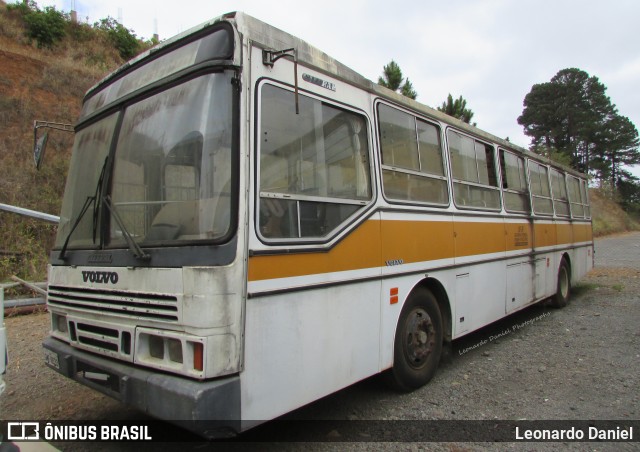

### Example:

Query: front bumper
xmin=42 ymin=337 xmax=241 ymax=437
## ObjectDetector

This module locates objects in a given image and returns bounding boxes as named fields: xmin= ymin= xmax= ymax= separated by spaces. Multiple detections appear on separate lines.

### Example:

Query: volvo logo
xmin=82 ymin=271 xmax=119 ymax=284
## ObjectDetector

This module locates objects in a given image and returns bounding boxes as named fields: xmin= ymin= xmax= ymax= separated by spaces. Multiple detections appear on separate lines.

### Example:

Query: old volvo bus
xmin=42 ymin=11 xmax=593 ymax=435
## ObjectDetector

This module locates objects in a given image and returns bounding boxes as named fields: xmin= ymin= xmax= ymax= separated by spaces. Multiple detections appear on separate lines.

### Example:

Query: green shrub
xmin=66 ymin=19 xmax=94 ymax=42
xmin=7 ymin=1 xmax=67 ymax=49
xmin=5 ymin=0 xmax=33 ymax=19
xmin=24 ymin=5 xmax=67 ymax=48
xmin=94 ymin=16 xmax=140 ymax=60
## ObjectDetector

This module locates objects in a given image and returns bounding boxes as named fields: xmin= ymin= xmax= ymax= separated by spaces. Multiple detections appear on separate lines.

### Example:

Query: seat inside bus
xmin=146 ymin=131 xmax=230 ymax=242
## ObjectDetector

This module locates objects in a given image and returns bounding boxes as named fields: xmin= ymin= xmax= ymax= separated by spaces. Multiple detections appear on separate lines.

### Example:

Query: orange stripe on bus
xmin=556 ymin=222 xmax=573 ymax=245
xmin=504 ymin=222 xmax=532 ymax=250
xmin=248 ymin=220 xmax=593 ymax=282
xmin=381 ymin=220 xmax=454 ymax=264
xmin=534 ymin=223 xmax=557 ymax=248
xmin=453 ymin=221 xmax=506 ymax=257
xmin=248 ymin=220 xmax=382 ymax=282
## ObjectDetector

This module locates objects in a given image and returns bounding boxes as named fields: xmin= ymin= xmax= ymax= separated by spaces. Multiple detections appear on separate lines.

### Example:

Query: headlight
xmin=135 ymin=328 xmax=205 ymax=378
xmin=52 ymin=313 xmax=68 ymax=335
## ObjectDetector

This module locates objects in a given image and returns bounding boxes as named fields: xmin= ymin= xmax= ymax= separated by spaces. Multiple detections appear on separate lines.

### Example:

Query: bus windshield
xmin=55 ymin=71 xmax=235 ymax=251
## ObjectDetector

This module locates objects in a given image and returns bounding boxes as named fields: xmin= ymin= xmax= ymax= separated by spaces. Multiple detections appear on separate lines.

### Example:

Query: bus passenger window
xmin=378 ymin=104 xmax=448 ymax=205
xmin=580 ymin=179 xmax=591 ymax=218
xmin=567 ymin=176 xmax=585 ymax=218
xmin=448 ymin=130 xmax=500 ymax=210
xmin=258 ymin=84 xmax=372 ymax=240
xmin=499 ymin=149 xmax=529 ymax=213
xmin=528 ymin=161 xmax=554 ymax=215
xmin=550 ymin=169 xmax=570 ymax=216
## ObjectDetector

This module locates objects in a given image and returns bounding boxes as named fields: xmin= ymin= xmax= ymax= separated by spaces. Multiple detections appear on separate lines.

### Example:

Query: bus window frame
xmin=549 ymin=167 xmax=571 ymax=218
xmin=580 ymin=179 xmax=591 ymax=219
xmin=527 ymin=159 xmax=555 ymax=217
xmin=254 ymin=79 xmax=377 ymax=245
xmin=566 ymin=174 xmax=588 ymax=219
xmin=446 ymin=128 xmax=502 ymax=212
xmin=498 ymin=148 xmax=531 ymax=215
xmin=375 ymin=101 xmax=451 ymax=208
xmin=81 ymin=22 xmax=237 ymax=122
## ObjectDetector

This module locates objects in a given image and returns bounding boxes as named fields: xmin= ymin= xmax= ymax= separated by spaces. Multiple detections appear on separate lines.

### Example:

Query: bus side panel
xmin=533 ymin=220 xmax=557 ymax=297
xmin=534 ymin=220 xmax=557 ymax=250
xmin=556 ymin=220 xmax=573 ymax=247
xmin=572 ymin=221 xmax=594 ymax=282
xmin=452 ymin=260 xmax=507 ymax=338
xmin=505 ymin=258 xmax=535 ymax=315
xmin=454 ymin=217 xmax=506 ymax=264
xmin=378 ymin=212 xmax=454 ymax=368
xmin=241 ymin=279 xmax=381 ymax=421
xmin=505 ymin=218 xmax=535 ymax=315
xmin=452 ymin=217 xmax=507 ymax=337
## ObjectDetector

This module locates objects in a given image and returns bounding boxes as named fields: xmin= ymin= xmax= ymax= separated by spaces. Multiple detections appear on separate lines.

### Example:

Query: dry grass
xmin=590 ymin=188 xmax=640 ymax=236
xmin=0 ymin=1 xmax=121 ymax=281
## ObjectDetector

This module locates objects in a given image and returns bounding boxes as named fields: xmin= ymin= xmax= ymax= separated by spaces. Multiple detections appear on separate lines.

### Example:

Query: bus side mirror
xmin=34 ymin=131 xmax=49 ymax=171
xmin=32 ymin=121 xmax=74 ymax=171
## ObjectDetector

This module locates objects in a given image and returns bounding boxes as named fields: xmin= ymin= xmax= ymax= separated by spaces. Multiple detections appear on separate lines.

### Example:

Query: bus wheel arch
xmin=417 ymin=278 xmax=452 ymax=343
xmin=388 ymin=279 xmax=449 ymax=391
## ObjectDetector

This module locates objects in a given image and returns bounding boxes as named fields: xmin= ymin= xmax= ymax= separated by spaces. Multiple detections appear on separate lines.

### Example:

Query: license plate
xmin=44 ymin=348 xmax=60 ymax=369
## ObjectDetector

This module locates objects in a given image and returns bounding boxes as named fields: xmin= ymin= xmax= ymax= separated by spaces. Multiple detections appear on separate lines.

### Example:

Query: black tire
xmin=550 ymin=258 xmax=571 ymax=308
xmin=388 ymin=287 xmax=443 ymax=392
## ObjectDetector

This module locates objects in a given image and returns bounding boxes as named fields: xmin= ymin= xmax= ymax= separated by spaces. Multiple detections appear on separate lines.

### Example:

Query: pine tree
xmin=378 ymin=60 xmax=418 ymax=100
xmin=437 ymin=94 xmax=476 ymax=125
xmin=516 ymin=68 xmax=637 ymax=177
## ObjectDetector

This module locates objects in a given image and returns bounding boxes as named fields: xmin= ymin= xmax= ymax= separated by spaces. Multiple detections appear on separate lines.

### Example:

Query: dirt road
xmin=1 ymin=232 xmax=639 ymax=450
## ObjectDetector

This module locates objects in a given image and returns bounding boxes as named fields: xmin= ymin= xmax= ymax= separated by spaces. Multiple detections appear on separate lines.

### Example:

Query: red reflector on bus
xmin=390 ymin=287 xmax=399 ymax=304
xmin=194 ymin=343 xmax=204 ymax=371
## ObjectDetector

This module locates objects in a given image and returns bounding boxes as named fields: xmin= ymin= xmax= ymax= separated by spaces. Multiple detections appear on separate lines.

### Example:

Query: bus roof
xmin=85 ymin=11 xmax=585 ymax=178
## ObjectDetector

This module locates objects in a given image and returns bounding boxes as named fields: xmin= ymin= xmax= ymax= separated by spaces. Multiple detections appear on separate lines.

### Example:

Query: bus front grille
xmin=47 ymin=286 xmax=179 ymax=322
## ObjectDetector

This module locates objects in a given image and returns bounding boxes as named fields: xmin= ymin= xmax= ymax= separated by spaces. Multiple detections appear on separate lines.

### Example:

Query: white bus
xmin=42 ymin=12 xmax=593 ymax=436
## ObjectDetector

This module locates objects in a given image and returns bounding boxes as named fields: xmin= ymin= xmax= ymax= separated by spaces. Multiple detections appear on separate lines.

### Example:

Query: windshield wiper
xmin=103 ymin=195 xmax=150 ymax=261
xmin=58 ymin=156 xmax=109 ymax=260
xmin=58 ymin=156 xmax=150 ymax=262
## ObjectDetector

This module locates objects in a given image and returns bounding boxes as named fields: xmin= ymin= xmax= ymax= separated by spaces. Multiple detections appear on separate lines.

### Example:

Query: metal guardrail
xmin=0 ymin=202 xmax=60 ymax=223
xmin=4 ymin=297 xmax=46 ymax=309
xmin=0 ymin=201 xmax=57 ymax=395
xmin=2 ymin=277 xmax=47 ymax=309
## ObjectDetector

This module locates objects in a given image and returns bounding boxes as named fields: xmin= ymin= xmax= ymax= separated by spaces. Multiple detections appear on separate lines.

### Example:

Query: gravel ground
xmin=1 ymin=232 xmax=640 ymax=451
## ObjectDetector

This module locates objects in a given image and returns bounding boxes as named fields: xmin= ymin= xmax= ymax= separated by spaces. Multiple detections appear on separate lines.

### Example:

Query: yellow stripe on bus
xmin=248 ymin=219 xmax=593 ymax=282
xmin=248 ymin=220 xmax=382 ymax=282
xmin=381 ymin=220 xmax=454 ymax=264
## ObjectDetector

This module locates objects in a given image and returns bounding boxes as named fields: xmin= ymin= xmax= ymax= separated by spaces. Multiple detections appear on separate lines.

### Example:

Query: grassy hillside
xmin=0 ymin=1 xmax=146 ymax=282
xmin=590 ymin=188 xmax=639 ymax=236
xmin=0 ymin=1 xmax=637 ymax=284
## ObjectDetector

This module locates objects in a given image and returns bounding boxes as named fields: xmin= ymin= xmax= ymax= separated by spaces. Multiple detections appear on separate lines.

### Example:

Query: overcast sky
xmin=39 ymin=0 xmax=640 ymax=175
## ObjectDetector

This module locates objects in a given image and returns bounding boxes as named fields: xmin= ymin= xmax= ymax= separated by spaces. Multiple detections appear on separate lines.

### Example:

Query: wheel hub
xmin=405 ymin=308 xmax=435 ymax=368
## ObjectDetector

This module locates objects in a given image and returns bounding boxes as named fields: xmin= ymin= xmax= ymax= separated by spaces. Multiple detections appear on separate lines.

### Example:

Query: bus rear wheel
xmin=550 ymin=258 xmax=571 ymax=308
xmin=389 ymin=288 xmax=443 ymax=392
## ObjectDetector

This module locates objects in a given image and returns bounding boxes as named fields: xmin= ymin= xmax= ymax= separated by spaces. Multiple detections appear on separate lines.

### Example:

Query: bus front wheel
xmin=389 ymin=288 xmax=443 ymax=392
xmin=550 ymin=258 xmax=571 ymax=308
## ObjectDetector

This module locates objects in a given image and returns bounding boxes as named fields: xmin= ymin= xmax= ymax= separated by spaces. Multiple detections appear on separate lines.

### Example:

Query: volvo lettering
xmin=81 ymin=271 xmax=119 ymax=284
